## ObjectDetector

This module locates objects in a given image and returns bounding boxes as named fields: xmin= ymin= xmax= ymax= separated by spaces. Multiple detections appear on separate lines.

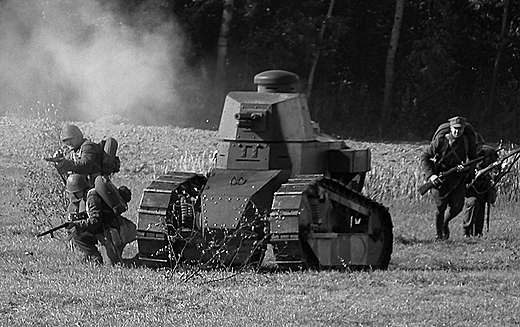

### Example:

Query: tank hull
xmin=136 ymin=172 xmax=392 ymax=270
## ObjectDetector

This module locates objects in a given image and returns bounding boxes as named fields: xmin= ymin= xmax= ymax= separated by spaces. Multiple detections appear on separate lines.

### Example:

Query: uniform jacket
xmin=420 ymin=133 xmax=478 ymax=179
xmin=70 ymin=189 xmax=117 ymax=233
xmin=60 ymin=139 xmax=102 ymax=178
xmin=467 ymin=145 xmax=499 ymax=198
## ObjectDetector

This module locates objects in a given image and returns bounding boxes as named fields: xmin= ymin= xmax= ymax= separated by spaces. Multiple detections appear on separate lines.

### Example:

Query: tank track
xmin=136 ymin=172 xmax=207 ymax=267
xmin=270 ymin=175 xmax=393 ymax=270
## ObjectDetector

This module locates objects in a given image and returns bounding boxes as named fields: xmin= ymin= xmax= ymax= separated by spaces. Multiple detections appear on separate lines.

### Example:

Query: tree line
xmin=6 ymin=0 xmax=518 ymax=142
xmin=143 ymin=0 xmax=518 ymax=142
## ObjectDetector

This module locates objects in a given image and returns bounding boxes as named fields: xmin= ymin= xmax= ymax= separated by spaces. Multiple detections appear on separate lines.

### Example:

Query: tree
xmin=306 ymin=0 xmax=336 ymax=102
xmin=381 ymin=0 xmax=404 ymax=135
xmin=215 ymin=0 xmax=234 ymax=84
xmin=487 ymin=0 xmax=511 ymax=114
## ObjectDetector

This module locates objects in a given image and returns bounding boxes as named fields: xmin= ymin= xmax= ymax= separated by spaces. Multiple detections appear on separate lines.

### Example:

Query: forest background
xmin=1 ymin=0 xmax=519 ymax=142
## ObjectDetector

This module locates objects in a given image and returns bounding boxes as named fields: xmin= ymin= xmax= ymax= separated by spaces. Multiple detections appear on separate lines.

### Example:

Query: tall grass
xmin=3 ymin=115 xmax=520 ymax=326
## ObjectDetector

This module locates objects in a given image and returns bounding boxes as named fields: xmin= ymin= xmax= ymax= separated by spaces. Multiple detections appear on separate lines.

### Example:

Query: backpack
xmin=99 ymin=136 xmax=121 ymax=175
xmin=432 ymin=121 xmax=476 ymax=144
xmin=93 ymin=175 xmax=128 ymax=215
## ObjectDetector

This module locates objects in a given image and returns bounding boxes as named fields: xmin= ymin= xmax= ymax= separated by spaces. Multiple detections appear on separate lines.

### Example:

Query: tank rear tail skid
xmin=269 ymin=175 xmax=393 ymax=270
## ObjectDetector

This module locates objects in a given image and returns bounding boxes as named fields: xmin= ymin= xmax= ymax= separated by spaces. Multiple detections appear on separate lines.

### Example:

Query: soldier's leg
xmin=443 ymin=186 xmax=466 ymax=239
xmin=432 ymin=190 xmax=447 ymax=239
xmin=462 ymin=197 xmax=478 ymax=236
xmin=474 ymin=199 xmax=486 ymax=236
xmin=70 ymin=230 xmax=103 ymax=264
xmin=97 ymin=229 xmax=123 ymax=265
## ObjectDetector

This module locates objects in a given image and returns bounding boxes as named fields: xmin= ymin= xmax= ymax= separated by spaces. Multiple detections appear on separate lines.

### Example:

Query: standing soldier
xmin=420 ymin=116 xmax=478 ymax=240
xmin=462 ymin=133 xmax=499 ymax=237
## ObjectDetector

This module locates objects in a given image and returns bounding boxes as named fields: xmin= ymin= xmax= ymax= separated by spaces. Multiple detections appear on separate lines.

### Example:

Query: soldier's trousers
xmin=431 ymin=181 xmax=466 ymax=236
xmin=462 ymin=196 xmax=486 ymax=236
xmin=70 ymin=230 xmax=103 ymax=264
xmin=70 ymin=229 xmax=122 ymax=265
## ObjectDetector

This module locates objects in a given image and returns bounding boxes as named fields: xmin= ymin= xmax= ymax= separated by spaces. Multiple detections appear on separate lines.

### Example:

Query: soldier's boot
xmin=443 ymin=224 xmax=450 ymax=240
xmin=435 ymin=219 xmax=444 ymax=240
xmin=98 ymin=230 xmax=123 ymax=265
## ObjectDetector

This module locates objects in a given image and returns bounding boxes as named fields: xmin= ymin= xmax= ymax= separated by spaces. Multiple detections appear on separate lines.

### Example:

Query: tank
xmin=136 ymin=70 xmax=393 ymax=270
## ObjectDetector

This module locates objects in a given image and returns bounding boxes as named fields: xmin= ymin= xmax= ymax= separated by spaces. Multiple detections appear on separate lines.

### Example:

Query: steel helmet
xmin=61 ymin=124 xmax=83 ymax=141
xmin=66 ymin=174 xmax=89 ymax=193
xmin=118 ymin=186 xmax=132 ymax=203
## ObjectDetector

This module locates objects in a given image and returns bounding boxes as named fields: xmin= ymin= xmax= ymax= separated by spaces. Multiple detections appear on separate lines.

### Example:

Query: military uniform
xmin=58 ymin=140 xmax=102 ymax=185
xmin=463 ymin=144 xmax=498 ymax=236
xmin=66 ymin=175 xmax=126 ymax=265
xmin=420 ymin=116 xmax=477 ymax=239
xmin=57 ymin=125 xmax=102 ymax=187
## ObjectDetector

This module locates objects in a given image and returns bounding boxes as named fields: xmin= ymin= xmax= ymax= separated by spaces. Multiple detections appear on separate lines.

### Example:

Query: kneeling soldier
xmin=65 ymin=174 xmax=134 ymax=265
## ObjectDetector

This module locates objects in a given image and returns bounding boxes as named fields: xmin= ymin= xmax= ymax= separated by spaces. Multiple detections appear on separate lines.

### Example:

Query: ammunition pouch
xmin=70 ymin=212 xmax=88 ymax=221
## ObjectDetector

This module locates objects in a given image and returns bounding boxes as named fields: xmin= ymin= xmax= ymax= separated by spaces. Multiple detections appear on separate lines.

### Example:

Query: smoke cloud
xmin=0 ymin=0 xmax=198 ymax=125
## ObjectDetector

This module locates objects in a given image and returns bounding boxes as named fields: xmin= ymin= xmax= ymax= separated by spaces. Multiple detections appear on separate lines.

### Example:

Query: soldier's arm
xmin=73 ymin=191 xmax=103 ymax=232
xmin=59 ymin=142 xmax=100 ymax=174
xmin=420 ymin=140 xmax=439 ymax=179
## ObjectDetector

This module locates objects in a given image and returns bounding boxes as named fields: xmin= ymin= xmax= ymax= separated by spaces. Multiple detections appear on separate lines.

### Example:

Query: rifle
xmin=44 ymin=156 xmax=64 ymax=163
xmin=486 ymin=202 xmax=490 ymax=232
xmin=43 ymin=154 xmax=67 ymax=185
xmin=471 ymin=146 xmax=520 ymax=183
xmin=418 ymin=151 xmax=498 ymax=196
xmin=37 ymin=222 xmax=71 ymax=237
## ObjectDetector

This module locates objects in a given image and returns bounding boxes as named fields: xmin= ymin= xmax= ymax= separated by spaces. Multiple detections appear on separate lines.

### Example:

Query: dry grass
xmin=2 ymin=115 xmax=520 ymax=326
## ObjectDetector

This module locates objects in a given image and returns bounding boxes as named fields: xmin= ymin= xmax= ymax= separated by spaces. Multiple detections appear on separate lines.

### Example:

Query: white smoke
xmin=0 ymin=0 xmax=195 ymax=125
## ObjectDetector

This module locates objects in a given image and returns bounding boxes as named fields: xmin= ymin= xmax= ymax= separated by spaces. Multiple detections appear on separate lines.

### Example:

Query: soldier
xmin=420 ymin=116 xmax=478 ymax=240
xmin=56 ymin=124 xmax=102 ymax=187
xmin=462 ymin=133 xmax=499 ymax=237
xmin=65 ymin=174 xmax=135 ymax=265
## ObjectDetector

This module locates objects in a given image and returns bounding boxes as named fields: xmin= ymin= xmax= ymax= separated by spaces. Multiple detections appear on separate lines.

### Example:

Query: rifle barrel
xmin=37 ymin=222 xmax=69 ymax=237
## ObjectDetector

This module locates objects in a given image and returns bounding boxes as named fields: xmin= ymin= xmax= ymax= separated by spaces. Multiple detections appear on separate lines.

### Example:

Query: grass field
xmin=1 ymin=116 xmax=519 ymax=326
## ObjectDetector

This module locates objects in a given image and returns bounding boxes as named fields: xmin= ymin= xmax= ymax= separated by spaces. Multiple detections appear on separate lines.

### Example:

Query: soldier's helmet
xmin=66 ymin=174 xmax=89 ymax=193
xmin=118 ymin=186 xmax=132 ymax=203
xmin=61 ymin=125 xmax=83 ymax=142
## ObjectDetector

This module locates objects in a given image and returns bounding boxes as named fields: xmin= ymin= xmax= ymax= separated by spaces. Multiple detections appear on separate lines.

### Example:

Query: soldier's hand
xmin=55 ymin=159 xmax=68 ymax=173
xmin=429 ymin=174 xmax=441 ymax=186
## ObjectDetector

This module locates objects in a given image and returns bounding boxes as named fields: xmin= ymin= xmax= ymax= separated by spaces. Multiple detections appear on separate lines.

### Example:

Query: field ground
xmin=1 ymin=117 xmax=519 ymax=326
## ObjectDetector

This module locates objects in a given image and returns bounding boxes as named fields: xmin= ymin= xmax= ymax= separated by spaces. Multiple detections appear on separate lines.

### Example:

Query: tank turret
xmin=136 ymin=70 xmax=393 ymax=270
xmin=216 ymin=70 xmax=371 ymax=182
